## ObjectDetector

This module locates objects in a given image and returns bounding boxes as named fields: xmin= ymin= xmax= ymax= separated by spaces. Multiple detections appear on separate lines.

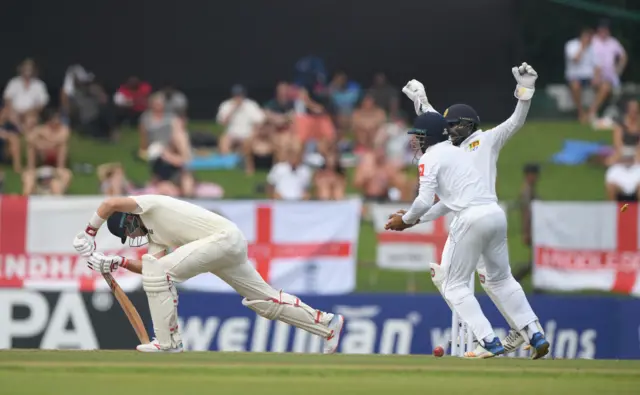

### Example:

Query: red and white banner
xmin=0 ymin=196 xmax=361 ymax=294
xmin=533 ymin=201 xmax=640 ymax=296
xmin=371 ymin=202 xmax=507 ymax=271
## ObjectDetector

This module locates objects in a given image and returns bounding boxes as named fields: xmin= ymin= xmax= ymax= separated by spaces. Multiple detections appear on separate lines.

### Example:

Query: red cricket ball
xmin=433 ymin=346 xmax=445 ymax=357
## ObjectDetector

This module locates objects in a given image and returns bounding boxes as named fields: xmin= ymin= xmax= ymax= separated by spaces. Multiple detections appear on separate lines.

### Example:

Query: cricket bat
xmin=102 ymin=273 xmax=150 ymax=344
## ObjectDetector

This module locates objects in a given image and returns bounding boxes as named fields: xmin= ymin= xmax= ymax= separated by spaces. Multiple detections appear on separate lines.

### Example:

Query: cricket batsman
xmin=396 ymin=62 xmax=549 ymax=359
xmin=73 ymin=194 xmax=345 ymax=353
xmin=385 ymin=110 xmax=549 ymax=359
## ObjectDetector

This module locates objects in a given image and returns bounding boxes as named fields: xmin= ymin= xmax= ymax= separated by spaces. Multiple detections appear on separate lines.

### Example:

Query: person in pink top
xmin=589 ymin=19 xmax=627 ymax=121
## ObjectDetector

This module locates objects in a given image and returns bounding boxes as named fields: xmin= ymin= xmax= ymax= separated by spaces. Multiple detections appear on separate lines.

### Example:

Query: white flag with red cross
xmin=0 ymin=196 xmax=361 ymax=294
xmin=533 ymin=201 xmax=640 ymax=296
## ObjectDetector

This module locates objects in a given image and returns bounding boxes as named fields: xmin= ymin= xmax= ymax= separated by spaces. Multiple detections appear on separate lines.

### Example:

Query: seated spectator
xmin=267 ymin=147 xmax=312 ymax=200
xmin=375 ymin=113 xmax=411 ymax=170
xmin=368 ymin=72 xmax=399 ymax=117
xmin=72 ymin=77 xmax=115 ymax=141
xmin=264 ymin=82 xmax=299 ymax=154
xmin=160 ymin=83 xmax=188 ymax=119
xmin=605 ymin=147 xmax=640 ymax=202
xmin=3 ymin=58 xmax=49 ymax=135
xmin=519 ymin=163 xmax=540 ymax=248
xmin=139 ymin=93 xmax=184 ymax=159
xmin=60 ymin=64 xmax=94 ymax=123
xmin=22 ymin=166 xmax=72 ymax=196
xmin=97 ymin=162 xmax=134 ymax=196
xmin=147 ymin=115 xmax=195 ymax=197
xmin=565 ymin=27 xmax=597 ymax=123
xmin=114 ymin=76 xmax=152 ymax=127
xmin=293 ymin=85 xmax=336 ymax=147
xmin=25 ymin=109 xmax=70 ymax=172
xmin=607 ymin=99 xmax=640 ymax=165
xmin=588 ymin=20 xmax=627 ymax=121
xmin=314 ymin=148 xmax=346 ymax=200
xmin=352 ymin=94 xmax=386 ymax=152
xmin=329 ymin=71 xmax=361 ymax=138
xmin=216 ymin=84 xmax=265 ymax=154
xmin=354 ymin=147 xmax=411 ymax=202
xmin=0 ymin=104 xmax=22 ymax=172
xmin=243 ymin=121 xmax=277 ymax=175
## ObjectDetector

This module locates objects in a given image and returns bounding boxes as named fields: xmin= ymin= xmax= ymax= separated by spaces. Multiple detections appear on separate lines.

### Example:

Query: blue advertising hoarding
xmin=174 ymin=293 xmax=640 ymax=359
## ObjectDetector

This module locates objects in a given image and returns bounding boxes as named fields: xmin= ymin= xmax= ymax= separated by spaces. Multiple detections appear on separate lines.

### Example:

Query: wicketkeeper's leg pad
xmin=142 ymin=254 xmax=182 ymax=349
xmin=242 ymin=290 xmax=332 ymax=338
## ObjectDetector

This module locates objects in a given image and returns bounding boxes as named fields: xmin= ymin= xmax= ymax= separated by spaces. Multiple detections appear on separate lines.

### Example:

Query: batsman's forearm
xmin=122 ymin=259 xmax=142 ymax=274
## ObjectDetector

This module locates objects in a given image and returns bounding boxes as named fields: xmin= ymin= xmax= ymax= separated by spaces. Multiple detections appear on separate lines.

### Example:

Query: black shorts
xmin=152 ymin=158 xmax=182 ymax=182
xmin=568 ymin=78 xmax=592 ymax=88
xmin=1 ymin=121 xmax=20 ymax=134
xmin=616 ymin=192 xmax=638 ymax=203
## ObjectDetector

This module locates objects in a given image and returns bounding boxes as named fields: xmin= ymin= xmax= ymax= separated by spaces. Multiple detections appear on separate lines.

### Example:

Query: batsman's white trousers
xmin=440 ymin=202 xmax=537 ymax=342
xmin=156 ymin=228 xmax=279 ymax=300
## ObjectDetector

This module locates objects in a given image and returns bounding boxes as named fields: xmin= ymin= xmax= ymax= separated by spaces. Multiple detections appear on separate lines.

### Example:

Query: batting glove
xmin=402 ymin=79 xmax=432 ymax=115
xmin=86 ymin=252 xmax=128 ymax=274
xmin=73 ymin=231 xmax=96 ymax=257
xmin=512 ymin=62 xmax=538 ymax=101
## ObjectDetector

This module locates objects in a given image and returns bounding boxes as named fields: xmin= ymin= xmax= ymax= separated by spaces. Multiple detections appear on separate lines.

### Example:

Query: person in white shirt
xmin=267 ymin=147 xmax=312 ymax=200
xmin=216 ymin=84 xmax=265 ymax=154
xmin=399 ymin=63 xmax=548 ymax=359
xmin=605 ymin=147 xmax=640 ymax=202
xmin=73 ymin=194 xmax=344 ymax=353
xmin=565 ymin=27 xmax=597 ymax=123
xmin=3 ymin=59 xmax=49 ymax=134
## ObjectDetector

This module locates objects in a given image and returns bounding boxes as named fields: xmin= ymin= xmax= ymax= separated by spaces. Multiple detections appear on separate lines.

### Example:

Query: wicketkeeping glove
xmin=86 ymin=252 xmax=128 ymax=274
xmin=512 ymin=62 xmax=538 ymax=101
xmin=402 ymin=79 xmax=432 ymax=115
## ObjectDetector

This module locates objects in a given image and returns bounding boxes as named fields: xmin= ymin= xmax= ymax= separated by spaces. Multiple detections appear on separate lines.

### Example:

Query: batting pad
xmin=430 ymin=262 xmax=455 ymax=312
xmin=477 ymin=267 xmax=518 ymax=330
xmin=142 ymin=254 xmax=182 ymax=349
xmin=242 ymin=290 xmax=332 ymax=338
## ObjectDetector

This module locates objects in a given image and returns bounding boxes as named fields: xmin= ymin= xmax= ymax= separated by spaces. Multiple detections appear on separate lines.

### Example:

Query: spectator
xmin=3 ymin=58 xmax=49 ymax=135
xmin=368 ymin=72 xmax=399 ymax=116
xmin=267 ymin=147 xmax=312 ymax=200
xmin=565 ymin=27 xmax=597 ymax=123
xmin=294 ymin=54 xmax=328 ymax=90
xmin=352 ymin=94 xmax=386 ymax=152
xmin=139 ymin=93 xmax=185 ymax=158
xmin=161 ymin=84 xmax=188 ymax=119
xmin=314 ymin=148 xmax=346 ymax=200
xmin=588 ymin=19 xmax=627 ymax=121
xmin=605 ymin=147 xmax=640 ymax=202
xmin=519 ymin=163 xmax=540 ymax=248
xmin=293 ymin=85 xmax=336 ymax=147
xmin=375 ymin=113 xmax=411 ymax=170
xmin=147 ymin=110 xmax=195 ymax=198
xmin=114 ymin=76 xmax=152 ymax=127
xmin=243 ymin=121 xmax=277 ymax=175
xmin=72 ymin=77 xmax=115 ymax=141
xmin=97 ymin=162 xmax=134 ymax=196
xmin=263 ymin=82 xmax=298 ymax=154
xmin=0 ymin=104 xmax=22 ymax=172
xmin=328 ymin=71 xmax=361 ymax=138
xmin=22 ymin=109 xmax=72 ymax=196
xmin=216 ymin=84 xmax=265 ymax=154
xmin=607 ymin=99 xmax=640 ymax=165
xmin=60 ymin=64 xmax=94 ymax=122
xmin=354 ymin=147 xmax=410 ymax=202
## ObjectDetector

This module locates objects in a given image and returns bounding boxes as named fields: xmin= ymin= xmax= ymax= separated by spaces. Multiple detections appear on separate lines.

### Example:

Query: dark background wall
xmin=2 ymin=0 xmax=520 ymax=121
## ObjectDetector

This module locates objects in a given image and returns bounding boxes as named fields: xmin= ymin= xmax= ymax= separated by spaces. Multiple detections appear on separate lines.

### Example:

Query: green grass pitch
xmin=1 ymin=350 xmax=639 ymax=395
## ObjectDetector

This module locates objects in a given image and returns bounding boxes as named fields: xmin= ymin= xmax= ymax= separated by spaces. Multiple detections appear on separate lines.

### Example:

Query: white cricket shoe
xmin=323 ymin=314 xmax=345 ymax=354
xmin=136 ymin=338 xmax=183 ymax=353
xmin=502 ymin=329 xmax=525 ymax=354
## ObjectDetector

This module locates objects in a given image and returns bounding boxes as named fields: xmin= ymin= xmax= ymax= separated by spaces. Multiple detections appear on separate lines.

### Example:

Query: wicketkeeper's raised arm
xmin=402 ymin=79 xmax=439 ymax=115
xmin=490 ymin=63 xmax=538 ymax=151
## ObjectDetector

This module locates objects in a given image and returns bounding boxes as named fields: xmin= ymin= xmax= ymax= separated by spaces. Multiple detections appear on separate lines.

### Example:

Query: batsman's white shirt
xmin=131 ymin=194 xmax=241 ymax=253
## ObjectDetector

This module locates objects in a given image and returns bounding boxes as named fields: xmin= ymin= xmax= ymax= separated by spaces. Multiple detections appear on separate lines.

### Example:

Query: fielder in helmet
xmin=397 ymin=63 xmax=549 ymax=360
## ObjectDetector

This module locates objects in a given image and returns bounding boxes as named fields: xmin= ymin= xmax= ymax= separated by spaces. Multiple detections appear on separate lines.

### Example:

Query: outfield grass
xmin=0 ymin=350 xmax=638 ymax=395
xmin=0 ymin=120 xmax=612 ymax=293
